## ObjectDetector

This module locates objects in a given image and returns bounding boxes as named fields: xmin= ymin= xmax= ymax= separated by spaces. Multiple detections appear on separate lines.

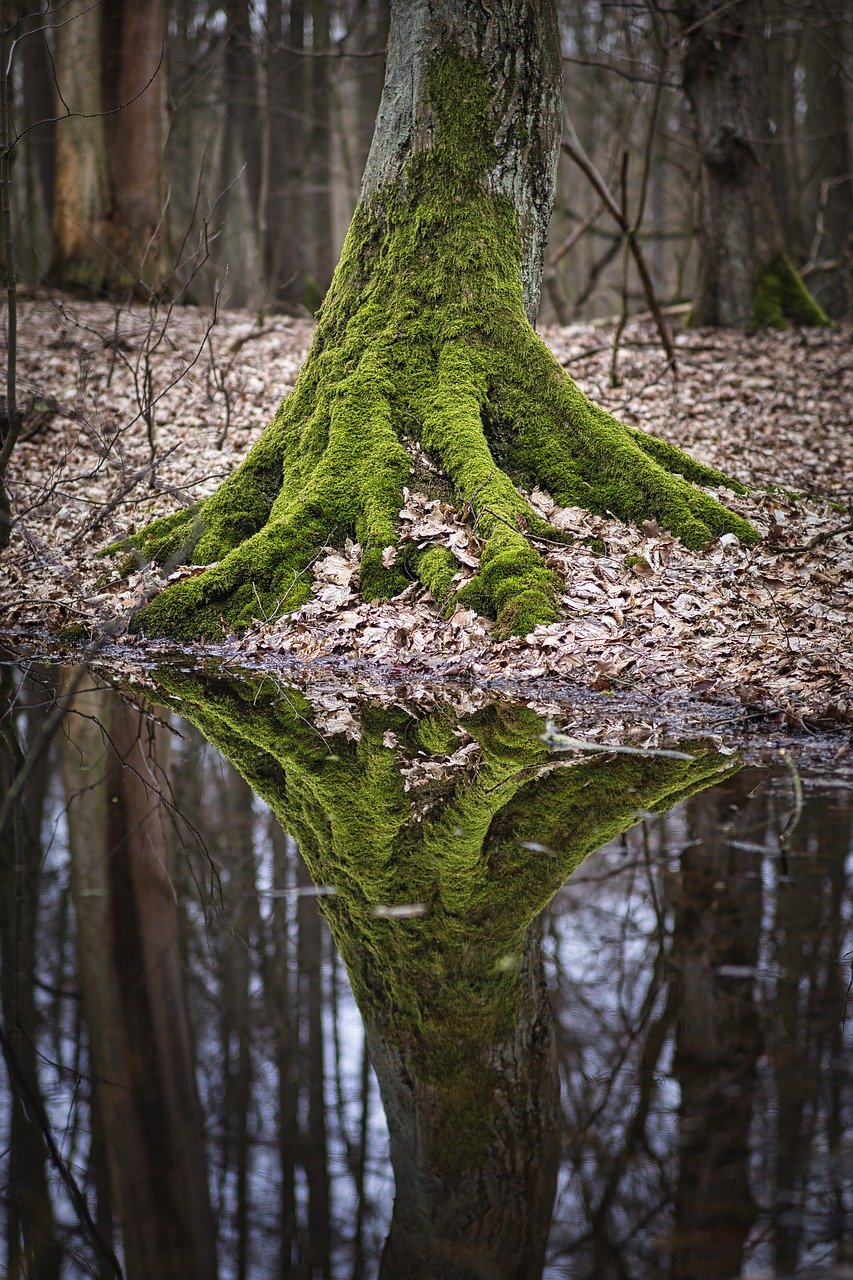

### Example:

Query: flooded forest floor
xmin=2 ymin=295 xmax=851 ymax=736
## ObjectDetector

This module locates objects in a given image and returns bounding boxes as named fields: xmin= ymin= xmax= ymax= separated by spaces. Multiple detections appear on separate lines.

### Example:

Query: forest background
xmin=7 ymin=0 xmax=852 ymax=324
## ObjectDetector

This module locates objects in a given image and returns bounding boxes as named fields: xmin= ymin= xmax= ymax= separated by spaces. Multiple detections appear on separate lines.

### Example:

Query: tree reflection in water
xmin=0 ymin=662 xmax=849 ymax=1280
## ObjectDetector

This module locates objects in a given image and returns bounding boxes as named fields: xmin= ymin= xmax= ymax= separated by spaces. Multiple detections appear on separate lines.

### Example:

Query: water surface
xmin=0 ymin=660 xmax=850 ymax=1279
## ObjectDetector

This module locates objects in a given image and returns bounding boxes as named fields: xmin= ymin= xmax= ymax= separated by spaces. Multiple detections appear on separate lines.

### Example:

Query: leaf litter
xmin=2 ymin=295 xmax=851 ymax=733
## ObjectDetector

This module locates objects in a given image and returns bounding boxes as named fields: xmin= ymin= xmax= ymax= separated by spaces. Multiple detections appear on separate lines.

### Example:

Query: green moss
xmin=751 ymin=252 xmax=830 ymax=332
xmin=414 ymin=545 xmax=458 ymax=610
xmin=111 ymin=49 xmax=759 ymax=642
xmin=55 ymin=622 xmax=89 ymax=642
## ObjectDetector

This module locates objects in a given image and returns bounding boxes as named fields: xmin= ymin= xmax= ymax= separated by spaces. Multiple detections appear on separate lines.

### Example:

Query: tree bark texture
xmin=101 ymin=0 xmax=168 ymax=287
xmin=802 ymin=11 xmax=852 ymax=317
xmin=53 ymin=0 xmax=167 ymax=291
xmin=363 ymin=0 xmax=562 ymax=321
xmin=680 ymin=0 xmax=828 ymax=328
xmin=52 ymin=0 xmax=109 ymax=286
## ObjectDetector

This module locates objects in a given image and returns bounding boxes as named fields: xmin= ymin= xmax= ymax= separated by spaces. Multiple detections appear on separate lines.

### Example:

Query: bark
xmin=13 ymin=4 xmax=56 ymax=278
xmin=101 ymin=0 xmax=168 ymax=289
xmin=305 ymin=0 xmax=335 ymax=309
xmin=52 ymin=0 xmax=109 ymax=287
xmin=679 ymin=0 xmax=827 ymax=328
xmin=116 ymin=0 xmax=758 ymax=645
xmin=362 ymin=0 xmax=561 ymax=322
xmin=218 ymin=0 xmax=261 ymax=307
xmin=266 ymin=0 xmax=306 ymax=306
xmin=802 ymin=9 xmax=852 ymax=317
xmin=52 ymin=0 xmax=167 ymax=291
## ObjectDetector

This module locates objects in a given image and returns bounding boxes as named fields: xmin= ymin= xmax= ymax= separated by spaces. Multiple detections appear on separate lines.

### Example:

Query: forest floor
xmin=2 ymin=293 xmax=852 ymax=733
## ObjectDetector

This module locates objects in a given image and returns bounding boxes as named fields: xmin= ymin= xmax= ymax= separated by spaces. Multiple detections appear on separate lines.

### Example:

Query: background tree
xmin=51 ymin=0 xmax=168 ymax=292
xmin=677 ymin=0 xmax=829 ymax=329
xmin=5 ymin=0 xmax=849 ymax=319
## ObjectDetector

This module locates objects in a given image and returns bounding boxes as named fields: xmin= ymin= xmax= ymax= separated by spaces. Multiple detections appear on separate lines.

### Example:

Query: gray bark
xmin=680 ymin=0 xmax=784 ymax=325
xmin=802 ymin=9 xmax=852 ymax=317
xmin=362 ymin=0 xmax=562 ymax=322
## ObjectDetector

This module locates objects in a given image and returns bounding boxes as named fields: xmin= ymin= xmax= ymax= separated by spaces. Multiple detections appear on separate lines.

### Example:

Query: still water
xmin=0 ymin=659 xmax=850 ymax=1280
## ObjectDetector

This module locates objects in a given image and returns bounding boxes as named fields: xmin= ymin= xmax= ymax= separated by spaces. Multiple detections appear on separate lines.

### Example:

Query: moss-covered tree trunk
xmin=118 ymin=0 xmax=760 ymax=642
xmin=679 ymin=0 xmax=828 ymax=330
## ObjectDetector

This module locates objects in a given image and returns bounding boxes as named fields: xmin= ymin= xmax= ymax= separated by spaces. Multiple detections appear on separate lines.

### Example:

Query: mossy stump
xmin=110 ymin=52 xmax=758 ymax=642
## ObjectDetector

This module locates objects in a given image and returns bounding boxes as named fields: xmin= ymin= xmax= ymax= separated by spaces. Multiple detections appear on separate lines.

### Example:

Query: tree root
xmin=108 ymin=322 xmax=759 ymax=642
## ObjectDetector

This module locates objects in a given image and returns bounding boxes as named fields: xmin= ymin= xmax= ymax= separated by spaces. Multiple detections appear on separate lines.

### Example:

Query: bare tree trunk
xmin=802 ymin=7 xmax=852 ymax=317
xmin=305 ymin=0 xmax=335 ymax=310
xmin=669 ymin=790 xmax=762 ymax=1280
xmin=0 ymin=668 xmax=63 ymax=1280
xmin=267 ymin=0 xmax=306 ymax=307
xmin=679 ymin=0 xmax=827 ymax=328
xmin=297 ymin=853 xmax=332 ymax=1279
xmin=265 ymin=819 xmax=299 ymax=1273
xmin=217 ymin=765 xmax=257 ymax=1280
xmin=51 ymin=0 xmax=109 ymax=287
xmin=101 ymin=0 xmax=168 ymax=289
xmin=13 ymin=3 xmax=56 ymax=278
xmin=767 ymin=4 xmax=805 ymax=262
xmin=218 ymin=0 xmax=261 ymax=306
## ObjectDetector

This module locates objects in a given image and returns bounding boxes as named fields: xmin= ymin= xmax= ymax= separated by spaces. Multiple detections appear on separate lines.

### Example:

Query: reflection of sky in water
xmin=0 ymin=678 xmax=849 ymax=1280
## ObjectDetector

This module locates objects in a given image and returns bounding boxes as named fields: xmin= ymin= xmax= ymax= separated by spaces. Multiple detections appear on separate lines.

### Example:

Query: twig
xmin=562 ymin=114 xmax=677 ymax=369
xmin=541 ymin=720 xmax=694 ymax=761
xmin=769 ymin=520 xmax=853 ymax=554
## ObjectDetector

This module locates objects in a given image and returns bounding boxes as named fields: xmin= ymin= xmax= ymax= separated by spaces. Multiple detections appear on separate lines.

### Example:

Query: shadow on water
xmin=0 ymin=657 xmax=850 ymax=1279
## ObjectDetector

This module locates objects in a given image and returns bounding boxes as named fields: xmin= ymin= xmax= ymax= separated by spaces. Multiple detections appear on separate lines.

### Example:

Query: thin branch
xmin=561 ymin=116 xmax=676 ymax=368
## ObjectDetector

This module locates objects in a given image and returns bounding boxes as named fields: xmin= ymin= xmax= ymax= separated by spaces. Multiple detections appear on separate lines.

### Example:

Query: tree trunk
xmin=801 ymin=9 xmax=852 ymax=318
xmin=101 ymin=0 xmax=169 ymax=290
xmin=679 ymin=0 xmax=828 ymax=329
xmin=372 ymin=929 xmax=559 ymax=1280
xmin=52 ymin=0 xmax=109 ymax=287
xmin=52 ymin=0 xmax=167 ymax=291
xmin=304 ymin=0 xmax=335 ymax=310
xmin=117 ymin=0 xmax=758 ymax=644
xmin=218 ymin=0 xmax=261 ymax=307
xmin=670 ymin=789 xmax=762 ymax=1280
xmin=266 ymin=0 xmax=307 ymax=307
xmin=0 ymin=667 xmax=63 ymax=1280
